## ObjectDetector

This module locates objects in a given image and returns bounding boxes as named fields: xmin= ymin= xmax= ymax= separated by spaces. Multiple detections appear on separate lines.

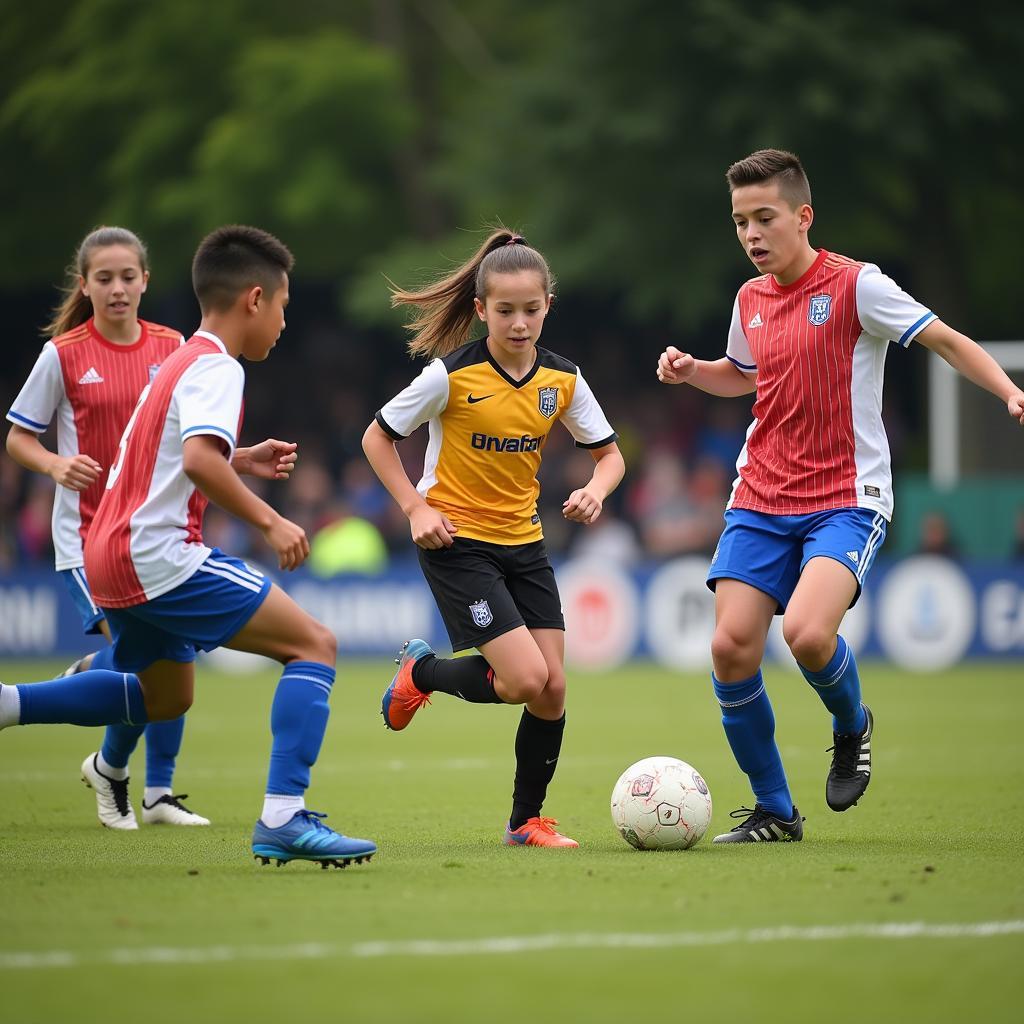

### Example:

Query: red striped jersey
xmin=724 ymin=249 xmax=935 ymax=520
xmin=83 ymin=331 xmax=245 ymax=607
xmin=6 ymin=318 xmax=184 ymax=569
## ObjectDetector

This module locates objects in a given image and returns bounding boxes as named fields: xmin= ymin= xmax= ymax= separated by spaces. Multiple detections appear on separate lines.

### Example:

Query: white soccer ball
xmin=610 ymin=756 xmax=712 ymax=850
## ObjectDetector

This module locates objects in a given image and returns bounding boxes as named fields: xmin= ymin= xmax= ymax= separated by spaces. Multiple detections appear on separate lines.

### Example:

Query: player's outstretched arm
xmin=232 ymin=438 xmax=298 ymax=480
xmin=361 ymin=419 xmax=457 ymax=549
xmin=563 ymin=442 xmax=625 ymax=525
xmin=657 ymin=348 xmax=756 ymax=398
xmin=917 ymin=321 xmax=1024 ymax=426
xmin=6 ymin=424 xmax=102 ymax=491
xmin=182 ymin=434 xmax=309 ymax=570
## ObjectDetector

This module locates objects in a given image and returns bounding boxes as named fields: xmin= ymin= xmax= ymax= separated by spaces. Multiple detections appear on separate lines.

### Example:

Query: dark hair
xmin=726 ymin=149 xmax=812 ymax=208
xmin=192 ymin=225 xmax=294 ymax=313
xmin=43 ymin=226 xmax=149 ymax=338
xmin=390 ymin=226 xmax=555 ymax=359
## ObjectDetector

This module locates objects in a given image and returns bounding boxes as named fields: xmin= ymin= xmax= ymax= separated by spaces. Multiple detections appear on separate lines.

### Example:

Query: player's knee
xmin=783 ymin=620 xmax=833 ymax=667
xmin=146 ymin=693 xmax=192 ymax=721
xmin=710 ymin=627 xmax=756 ymax=677
xmin=294 ymin=618 xmax=337 ymax=665
xmin=499 ymin=664 xmax=549 ymax=704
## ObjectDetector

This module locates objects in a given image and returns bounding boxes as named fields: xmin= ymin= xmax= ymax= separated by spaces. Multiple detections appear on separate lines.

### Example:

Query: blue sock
xmin=712 ymin=670 xmax=794 ymax=819
xmin=266 ymin=661 xmax=334 ymax=796
xmin=17 ymin=671 xmax=147 ymax=727
xmin=798 ymin=635 xmax=866 ymax=735
xmin=89 ymin=646 xmax=116 ymax=671
xmin=101 ymin=723 xmax=146 ymax=770
xmin=144 ymin=717 xmax=186 ymax=788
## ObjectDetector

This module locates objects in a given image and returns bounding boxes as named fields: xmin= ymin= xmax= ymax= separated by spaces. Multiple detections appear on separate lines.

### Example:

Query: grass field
xmin=1 ymin=658 xmax=1022 ymax=1023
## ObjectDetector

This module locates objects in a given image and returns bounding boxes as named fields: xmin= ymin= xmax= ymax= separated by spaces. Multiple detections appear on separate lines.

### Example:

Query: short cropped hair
xmin=192 ymin=225 xmax=294 ymax=312
xmin=726 ymin=149 xmax=812 ymax=209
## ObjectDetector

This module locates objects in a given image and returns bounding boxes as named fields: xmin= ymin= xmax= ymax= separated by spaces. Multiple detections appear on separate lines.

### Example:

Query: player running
xmin=657 ymin=149 xmax=1024 ymax=843
xmin=1 ymin=225 xmax=376 ymax=868
xmin=6 ymin=226 xmax=207 ymax=829
xmin=363 ymin=228 xmax=624 ymax=848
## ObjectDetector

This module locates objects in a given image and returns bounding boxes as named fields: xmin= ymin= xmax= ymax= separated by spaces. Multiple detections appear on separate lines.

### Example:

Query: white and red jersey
xmin=6 ymin=318 xmax=184 ymax=570
xmin=83 ymin=331 xmax=245 ymax=608
xmin=724 ymin=249 xmax=935 ymax=521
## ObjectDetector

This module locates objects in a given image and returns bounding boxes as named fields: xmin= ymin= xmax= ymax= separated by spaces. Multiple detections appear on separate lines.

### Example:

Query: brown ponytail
xmin=391 ymin=226 xmax=554 ymax=359
xmin=42 ymin=226 xmax=149 ymax=338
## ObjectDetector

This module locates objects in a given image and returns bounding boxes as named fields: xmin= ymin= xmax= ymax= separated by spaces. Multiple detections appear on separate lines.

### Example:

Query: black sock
xmin=509 ymin=709 xmax=566 ymax=830
xmin=411 ymin=654 xmax=503 ymax=703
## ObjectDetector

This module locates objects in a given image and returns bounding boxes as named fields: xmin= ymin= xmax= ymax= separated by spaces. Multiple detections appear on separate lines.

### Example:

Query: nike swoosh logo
xmin=545 ymin=758 xmax=558 ymax=765
xmin=467 ymin=394 xmax=493 ymax=404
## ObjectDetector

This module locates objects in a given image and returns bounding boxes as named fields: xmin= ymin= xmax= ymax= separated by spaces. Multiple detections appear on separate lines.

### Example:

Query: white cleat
xmin=81 ymin=753 xmax=138 ymax=830
xmin=61 ymin=657 xmax=88 ymax=678
xmin=142 ymin=794 xmax=211 ymax=826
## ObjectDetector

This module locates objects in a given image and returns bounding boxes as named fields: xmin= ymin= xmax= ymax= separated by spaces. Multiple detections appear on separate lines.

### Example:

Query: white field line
xmin=2 ymin=920 xmax=1022 ymax=971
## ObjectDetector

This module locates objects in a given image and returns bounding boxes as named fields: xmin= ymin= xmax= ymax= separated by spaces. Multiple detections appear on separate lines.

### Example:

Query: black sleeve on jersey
xmin=374 ymin=410 xmax=406 ymax=440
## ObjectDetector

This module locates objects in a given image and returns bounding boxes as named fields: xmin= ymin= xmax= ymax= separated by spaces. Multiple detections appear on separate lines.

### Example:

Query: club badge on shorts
xmin=808 ymin=294 xmax=832 ymax=326
xmin=469 ymin=599 xmax=493 ymax=628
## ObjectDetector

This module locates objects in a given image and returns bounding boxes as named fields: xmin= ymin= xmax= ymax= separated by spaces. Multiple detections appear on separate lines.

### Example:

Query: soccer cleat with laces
xmin=827 ymin=703 xmax=873 ymax=811
xmin=251 ymin=810 xmax=376 ymax=868
xmin=381 ymin=638 xmax=434 ymax=731
xmin=81 ymin=753 xmax=138 ymax=830
xmin=142 ymin=794 xmax=211 ymax=826
xmin=503 ymin=816 xmax=579 ymax=848
xmin=712 ymin=804 xmax=804 ymax=843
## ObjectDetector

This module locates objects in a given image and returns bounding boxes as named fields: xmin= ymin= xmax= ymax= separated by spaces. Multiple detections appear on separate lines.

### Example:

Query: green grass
xmin=1 ymin=659 xmax=1022 ymax=1023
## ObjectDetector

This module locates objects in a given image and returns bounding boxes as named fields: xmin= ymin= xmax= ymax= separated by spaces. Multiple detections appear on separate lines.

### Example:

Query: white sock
xmin=96 ymin=752 xmax=129 ymax=781
xmin=144 ymin=787 xmax=172 ymax=808
xmin=0 ymin=684 xmax=21 ymax=728
xmin=261 ymin=795 xmax=304 ymax=828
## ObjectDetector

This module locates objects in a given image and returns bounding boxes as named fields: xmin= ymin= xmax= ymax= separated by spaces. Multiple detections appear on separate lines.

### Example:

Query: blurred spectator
xmin=1012 ymin=508 xmax=1024 ymax=560
xmin=309 ymin=500 xmax=388 ymax=577
xmin=694 ymin=403 xmax=747 ymax=478
xmin=17 ymin=475 xmax=54 ymax=563
xmin=916 ymin=510 xmax=960 ymax=559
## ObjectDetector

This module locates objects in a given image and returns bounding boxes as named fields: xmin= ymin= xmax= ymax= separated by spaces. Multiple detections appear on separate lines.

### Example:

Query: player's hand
xmin=50 ymin=454 xmax=102 ymax=491
xmin=236 ymin=439 xmax=298 ymax=480
xmin=1008 ymin=391 xmax=1024 ymax=426
xmin=657 ymin=346 xmax=697 ymax=384
xmin=563 ymin=486 xmax=604 ymax=525
xmin=410 ymin=505 xmax=458 ymax=549
xmin=262 ymin=513 xmax=309 ymax=570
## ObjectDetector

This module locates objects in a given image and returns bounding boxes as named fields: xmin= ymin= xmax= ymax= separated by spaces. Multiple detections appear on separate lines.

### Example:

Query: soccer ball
xmin=610 ymin=756 xmax=712 ymax=850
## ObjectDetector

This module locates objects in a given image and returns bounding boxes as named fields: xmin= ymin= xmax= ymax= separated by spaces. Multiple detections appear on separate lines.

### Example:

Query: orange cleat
xmin=503 ymin=816 xmax=579 ymax=848
xmin=381 ymin=639 xmax=434 ymax=731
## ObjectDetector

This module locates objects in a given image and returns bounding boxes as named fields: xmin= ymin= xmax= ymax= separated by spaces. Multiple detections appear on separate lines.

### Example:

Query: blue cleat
xmin=381 ymin=639 xmax=434 ymax=731
xmin=252 ymin=810 xmax=376 ymax=869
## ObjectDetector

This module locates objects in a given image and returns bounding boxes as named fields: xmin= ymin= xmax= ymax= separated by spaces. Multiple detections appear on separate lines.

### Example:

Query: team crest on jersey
xmin=469 ymin=599 xmax=493 ymax=628
xmin=808 ymin=294 xmax=832 ymax=326
xmin=537 ymin=386 xmax=559 ymax=418
xmin=147 ymin=364 xmax=161 ymax=381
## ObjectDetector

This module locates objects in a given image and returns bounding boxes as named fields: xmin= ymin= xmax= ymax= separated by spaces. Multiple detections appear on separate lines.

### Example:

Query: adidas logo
xmin=78 ymin=367 xmax=104 ymax=385
xmin=748 ymin=312 xmax=764 ymax=328
xmin=846 ymin=550 xmax=860 ymax=564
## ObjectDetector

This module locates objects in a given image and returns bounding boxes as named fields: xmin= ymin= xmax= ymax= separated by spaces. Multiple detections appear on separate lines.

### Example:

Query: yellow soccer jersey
xmin=376 ymin=338 xmax=617 ymax=545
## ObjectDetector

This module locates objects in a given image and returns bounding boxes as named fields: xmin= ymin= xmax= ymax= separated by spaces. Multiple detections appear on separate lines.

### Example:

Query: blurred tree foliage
xmin=2 ymin=0 xmax=1021 ymax=342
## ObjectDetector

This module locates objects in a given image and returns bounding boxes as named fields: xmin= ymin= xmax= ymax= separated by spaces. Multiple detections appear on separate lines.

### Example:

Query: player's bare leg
xmin=784 ymin=557 xmax=872 ymax=811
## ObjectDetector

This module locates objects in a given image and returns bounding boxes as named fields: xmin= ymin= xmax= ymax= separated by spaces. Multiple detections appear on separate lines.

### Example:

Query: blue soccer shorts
xmin=59 ymin=567 xmax=106 ymax=635
xmin=706 ymin=507 xmax=887 ymax=613
xmin=102 ymin=548 xmax=272 ymax=672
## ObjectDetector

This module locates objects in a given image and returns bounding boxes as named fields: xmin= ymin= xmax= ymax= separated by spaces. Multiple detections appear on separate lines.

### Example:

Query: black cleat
xmin=712 ymin=804 xmax=804 ymax=843
xmin=826 ymin=704 xmax=873 ymax=811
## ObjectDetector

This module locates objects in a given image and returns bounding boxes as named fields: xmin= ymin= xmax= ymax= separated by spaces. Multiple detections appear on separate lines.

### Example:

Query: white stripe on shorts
xmin=856 ymin=514 xmax=885 ymax=583
xmin=205 ymin=557 xmax=264 ymax=586
xmin=196 ymin=562 xmax=263 ymax=594
xmin=71 ymin=568 xmax=99 ymax=614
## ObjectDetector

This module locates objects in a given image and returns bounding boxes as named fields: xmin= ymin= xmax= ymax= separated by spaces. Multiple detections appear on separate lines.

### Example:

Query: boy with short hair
xmin=0 ymin=224 xmax=375 ymax=868
xmin=657 ymin=149 xmax=1023 ymax=843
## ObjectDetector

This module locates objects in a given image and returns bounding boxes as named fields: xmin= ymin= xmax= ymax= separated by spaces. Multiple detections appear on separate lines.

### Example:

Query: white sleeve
xmin=725 ymin=293 xmax=756 ymax=373
xmin=375 ymin=359 xmax=450 ymax=439
xmin=561 ymin=369 xmax=617 ymax=449
xmin=856 ymin=264 xmax=936 ymax=348
xmin=174 ymin=354 xmax=245 ymax=456
xmin=6 ymin=342 xmax=64 ymax=432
